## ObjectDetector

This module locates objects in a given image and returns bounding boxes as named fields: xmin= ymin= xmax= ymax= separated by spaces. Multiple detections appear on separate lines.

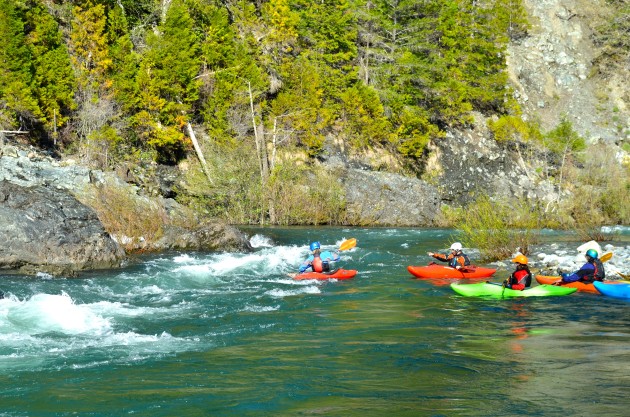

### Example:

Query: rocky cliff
xmin=324 ymin=0 xmax=627 ymax=223
xmin=509 ymin=0 xmax=628 ymax=145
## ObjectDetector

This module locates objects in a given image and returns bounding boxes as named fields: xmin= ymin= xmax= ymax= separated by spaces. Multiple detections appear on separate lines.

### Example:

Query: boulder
xmin=0 ymin=180 xmax=125 ymax=276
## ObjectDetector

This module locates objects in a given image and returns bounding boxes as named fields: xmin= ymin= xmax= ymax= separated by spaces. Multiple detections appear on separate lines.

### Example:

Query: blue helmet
xmin=586 ymin=249 xmax=598 ymax=259
xmin=309 ymin=241 xmax=321 ymax=251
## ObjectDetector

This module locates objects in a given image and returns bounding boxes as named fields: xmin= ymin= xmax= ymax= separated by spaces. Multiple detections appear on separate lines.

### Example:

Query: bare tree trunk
xmin=185 ymin=122 xmax=214 ymax=185
xmin=161 ymin=0 xmax=172 ymax=23
xmin=246 ymin=80 xmax=271 ymax=224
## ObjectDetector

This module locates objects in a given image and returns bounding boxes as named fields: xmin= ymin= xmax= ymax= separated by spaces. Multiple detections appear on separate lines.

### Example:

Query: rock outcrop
xmin=0 ymin=145 xmax=251 ymax=275
xmin=0 ymin=180 xmax=125 ymax=275
xmin=342 ymin=169 xmax=440 ymax=226
xmin=426 ymin=116 xmax=563 ymax=207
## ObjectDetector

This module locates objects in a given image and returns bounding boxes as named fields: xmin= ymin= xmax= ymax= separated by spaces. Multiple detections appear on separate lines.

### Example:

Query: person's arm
xmin=562 ymin=264 xmax=594 ymax=282
xmin=575 ymin=263 xmax=596 ymax=281
xmin=427 ymin=252 xmax=448 ymax=262
xmin=299 ymin=256 xmax=314 ymax=273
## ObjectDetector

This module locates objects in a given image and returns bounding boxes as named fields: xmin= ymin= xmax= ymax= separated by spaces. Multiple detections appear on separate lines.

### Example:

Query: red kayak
xmin=293 ymin=268 xmax=357 ymax=281
xmin=407 ymin=264 xmax=496 ymax=279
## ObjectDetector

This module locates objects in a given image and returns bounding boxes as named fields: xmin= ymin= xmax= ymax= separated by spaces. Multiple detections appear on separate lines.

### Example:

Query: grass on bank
xmin=444 ymin=194 xmax=542 ymax=262
xmin=77 ymin=178 xmax=190 ymax=252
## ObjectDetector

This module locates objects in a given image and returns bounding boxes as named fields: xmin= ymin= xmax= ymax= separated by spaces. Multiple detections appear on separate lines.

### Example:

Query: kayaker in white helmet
xmin=427 ymin=242 xmax=471 ymax=270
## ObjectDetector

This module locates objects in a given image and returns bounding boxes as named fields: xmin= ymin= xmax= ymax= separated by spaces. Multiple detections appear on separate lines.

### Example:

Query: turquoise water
xmin=0 ymin=227 xmax=629 ymax=416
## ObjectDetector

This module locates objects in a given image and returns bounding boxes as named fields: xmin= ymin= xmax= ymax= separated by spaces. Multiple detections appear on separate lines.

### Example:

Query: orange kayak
xmin=535 ymin=275 xmax=601 ymax=294
xmin=407 ymin=264 xmax=496 ymax=279
xmin=293 ymin=268 xmax=357 ymax=281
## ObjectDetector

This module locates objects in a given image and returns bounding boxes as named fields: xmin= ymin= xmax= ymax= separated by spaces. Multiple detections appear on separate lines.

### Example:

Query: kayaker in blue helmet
xmin=299 ymin=241 xmax=340 ymax=273
xmin=557 ymin=249 xmax=605 ymax=284
xmin=428 ymin=242 xmax=471 ymax=270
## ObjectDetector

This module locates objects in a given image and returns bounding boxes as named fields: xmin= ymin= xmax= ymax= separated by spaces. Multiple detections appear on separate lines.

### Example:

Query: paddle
xmin=339 ymin=238 xmax=357 ymax=251
xmin=600 ymin=252 xmax=613 ymax=263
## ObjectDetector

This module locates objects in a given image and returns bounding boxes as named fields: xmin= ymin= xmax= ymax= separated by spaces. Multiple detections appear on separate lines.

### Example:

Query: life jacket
xmin=448 ymin=253 xmax=471 ymax=268
xmin=582 ymin=258 xmax=605 ymax=282
xmin=312 ymin=255 xmax=323 ymax=273
xmin=510 ymin=268 xmax=532 ymax=288
xmin=593 ymin=258 xmax=605 ymax=281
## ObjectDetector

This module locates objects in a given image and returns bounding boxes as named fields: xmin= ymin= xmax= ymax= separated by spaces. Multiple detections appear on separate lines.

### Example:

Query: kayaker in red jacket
xmin=427 ymin=242 xmax=470 ymax=269
xmin=503 ymin=254 xmax=532 ymax=290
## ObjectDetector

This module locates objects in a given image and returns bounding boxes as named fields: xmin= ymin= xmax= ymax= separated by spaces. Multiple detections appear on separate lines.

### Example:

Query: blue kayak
xmin=593 ymin=281 xmax=630 ymax=299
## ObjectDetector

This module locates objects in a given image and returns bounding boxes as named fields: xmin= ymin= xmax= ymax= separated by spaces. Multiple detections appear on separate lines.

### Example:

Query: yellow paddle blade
xmin=600 ymin=252 xmax=613 ymax=263
xmin=339 ymin=238 xmax=357 ymax=251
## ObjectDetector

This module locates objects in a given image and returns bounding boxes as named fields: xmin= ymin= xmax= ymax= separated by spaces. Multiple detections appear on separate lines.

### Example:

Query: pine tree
xmin=106 ymin=4 xmax=139 ymax=113
xmin=134 ymin=0 xmax=202 ymax=163
xmin=25 ymin=0 xmax=76 ymax=133
xmin=0 ymin=0 xmax=40 ymax=127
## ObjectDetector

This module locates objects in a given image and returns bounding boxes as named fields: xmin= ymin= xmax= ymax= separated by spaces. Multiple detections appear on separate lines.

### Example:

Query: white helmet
xmin=450 ymin=242 xmax=463 ymax=251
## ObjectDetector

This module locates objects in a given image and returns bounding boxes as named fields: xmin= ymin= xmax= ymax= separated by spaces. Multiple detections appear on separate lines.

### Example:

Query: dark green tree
xmin=25 ymin=0 xmax=76 ymax=134
xmin=0 ymin=0 xmax=40 ymax=128
xmin=133 ymin=0 xmax=202 ymax=163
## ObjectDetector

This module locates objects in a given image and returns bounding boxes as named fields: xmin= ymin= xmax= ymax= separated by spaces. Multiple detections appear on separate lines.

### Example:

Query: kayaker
xmin=299 ymin=241 xmax=340 ymax=273
xmin=556 ymin=249 xmax=605 ymax=284
xmin=503 ymin=254 xmax=532 ymax=290
xmin=427 ymin=242 xmax=470 ymax=269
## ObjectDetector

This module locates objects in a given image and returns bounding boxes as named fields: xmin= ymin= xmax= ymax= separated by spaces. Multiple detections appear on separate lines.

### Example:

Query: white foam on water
xmin=242 ymin=304 xmax=280 ymax=313
xmin=4 ymin=292 xmax=112 ymax=336
xmin=265 ymin=286 xmax=321 ymax=298
xmin=250 ymin=234 xmax=274 ymax=248
xmin=167 ymin=244 xmax=309 ymax=279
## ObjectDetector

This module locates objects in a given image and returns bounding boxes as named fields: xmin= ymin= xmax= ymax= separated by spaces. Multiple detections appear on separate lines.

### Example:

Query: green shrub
xmin=445 ymin=194 xmax=541 ymax=262
xmin=267 ymin=160 xmax=346 ymax=225
xmin=541 ymin=116 xmax=586 ymax=155
xmin=487 ymin=115 xmax=542 ymax=143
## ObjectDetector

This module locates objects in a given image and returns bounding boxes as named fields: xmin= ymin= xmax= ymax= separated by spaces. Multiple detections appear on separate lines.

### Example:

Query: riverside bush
xmin=78 ymin=180 xmax=169 ymax=251
xmin=179 ymin=142 xmax=346 ymax=225
xmin=267 ymin=160 xmax=346 ymax=225
xmin=558 ymin=145 xmax=630 ymax=239
xmin=445 ymin=194 xmax=541 ymax=262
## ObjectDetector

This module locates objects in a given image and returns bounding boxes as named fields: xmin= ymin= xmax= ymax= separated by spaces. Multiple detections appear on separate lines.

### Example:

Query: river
xmin=0 ymin=227 xmax=628 ymax=416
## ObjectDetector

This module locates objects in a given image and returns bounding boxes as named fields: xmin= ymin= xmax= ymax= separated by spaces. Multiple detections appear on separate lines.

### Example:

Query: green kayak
xmin=451 ymin=283 xmax=577 ymax=298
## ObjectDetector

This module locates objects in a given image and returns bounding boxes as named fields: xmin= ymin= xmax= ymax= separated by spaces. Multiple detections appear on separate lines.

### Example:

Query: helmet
xmin=585 ymin=249 xmax=598 ymax=259
xmin=512 ymin=254 xmax=528 ymax=265
xmin=450 ymin=242 xmax=463 ymax=251
xmin=309 ymin=241 xmax=321 ymax=251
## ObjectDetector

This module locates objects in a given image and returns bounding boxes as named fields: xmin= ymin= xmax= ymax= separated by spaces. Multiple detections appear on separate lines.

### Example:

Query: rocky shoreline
xmin=0 ymin=144 xmax=251 ymax=276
